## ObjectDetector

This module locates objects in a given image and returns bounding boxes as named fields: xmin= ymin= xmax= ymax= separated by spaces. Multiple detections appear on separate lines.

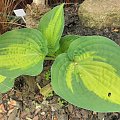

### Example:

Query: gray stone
xmin=78 ymin=0 xmax=120 ymax=28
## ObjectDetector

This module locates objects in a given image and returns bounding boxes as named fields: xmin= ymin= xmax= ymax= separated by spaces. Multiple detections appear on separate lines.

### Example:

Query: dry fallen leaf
xmin=112 ymin=28 xmax=119 ymax=32
xmin=8 ymin=100 xmax=17 ymax=109
xmin=33 ymin=115 xmax=39 ymax=120
xmin=0 ymin=113 xmax=4 ymax=120
xmin=0 ymin=104 xmax=6 ymax=113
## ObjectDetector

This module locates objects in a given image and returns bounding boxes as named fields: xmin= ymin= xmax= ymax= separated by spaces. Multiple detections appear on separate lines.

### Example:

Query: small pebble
xmin=41 ymin=111 xmax=45 ymax=115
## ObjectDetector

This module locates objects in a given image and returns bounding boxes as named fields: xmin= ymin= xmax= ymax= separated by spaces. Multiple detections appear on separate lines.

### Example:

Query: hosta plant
xmin=0 ymin=4 xmax=120 ymax=112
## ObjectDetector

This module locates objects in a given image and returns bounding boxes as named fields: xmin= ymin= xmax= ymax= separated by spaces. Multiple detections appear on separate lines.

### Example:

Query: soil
xmin=0 ymin=3 xmax=120 ymax=120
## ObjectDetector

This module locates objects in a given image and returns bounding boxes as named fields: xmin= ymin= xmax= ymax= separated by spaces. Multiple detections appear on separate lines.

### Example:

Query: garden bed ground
xmin=0 ymin=3 xmax=120 ymax=120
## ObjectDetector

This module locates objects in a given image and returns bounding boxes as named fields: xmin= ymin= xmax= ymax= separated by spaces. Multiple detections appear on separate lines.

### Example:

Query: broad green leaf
xmin=56 ymin=35 xmax=80 ymax=55
xmin=51 ymin=36 xmax=120 ymax=112
xmin=0 ymin=28 xmax=48 ymax=78
xmin=0 ymin=77 xmax=15 ymax=93
xmin=0 ymin=75 xmax=6 ymax=83
xmin=38 ymin=4 xmax=64 ymax=55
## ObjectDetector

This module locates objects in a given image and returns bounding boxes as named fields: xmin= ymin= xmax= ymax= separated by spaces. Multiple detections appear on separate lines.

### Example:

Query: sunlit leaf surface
xmin=51 ymin=36 xmax=120 ymax=112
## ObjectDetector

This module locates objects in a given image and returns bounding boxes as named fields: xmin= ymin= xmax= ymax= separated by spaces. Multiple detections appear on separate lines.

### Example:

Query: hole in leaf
xmin=108 ymin=92 xmax=111 ymax=97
